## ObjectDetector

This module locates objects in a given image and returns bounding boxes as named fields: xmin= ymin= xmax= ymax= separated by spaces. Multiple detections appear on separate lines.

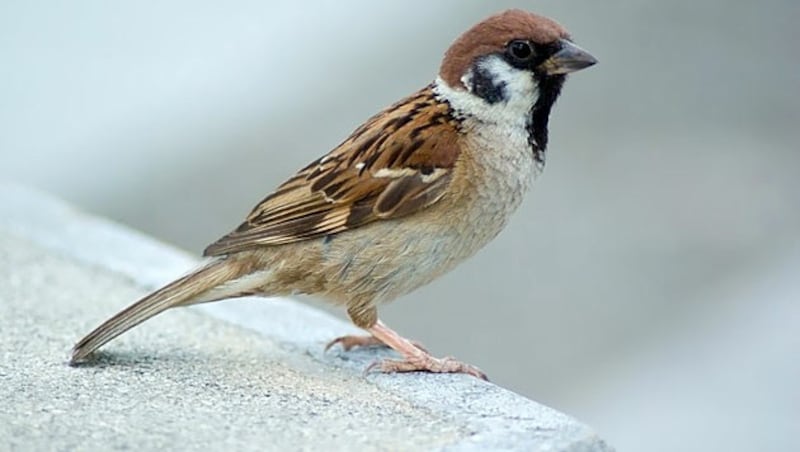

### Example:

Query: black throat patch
xmin=527 ymin=74 xmax=565 ymax=165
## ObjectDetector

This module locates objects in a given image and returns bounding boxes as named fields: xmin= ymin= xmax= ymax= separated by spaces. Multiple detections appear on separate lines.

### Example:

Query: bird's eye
xmin=507 ymin=40 xmax=535 ymax=62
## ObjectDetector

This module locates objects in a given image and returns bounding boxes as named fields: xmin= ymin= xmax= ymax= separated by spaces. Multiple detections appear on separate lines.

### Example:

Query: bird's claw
xmin=325 ymin=335 xmax=384 ymax=352
xmin=364 ymin=355 xmax=488 ymax=380
xmin=325 ymin=335 xmax=429 ymax=353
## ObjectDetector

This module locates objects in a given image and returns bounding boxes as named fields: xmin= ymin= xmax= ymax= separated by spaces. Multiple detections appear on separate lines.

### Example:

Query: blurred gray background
xmin=2 ymin=1 xmax=798 ymax=450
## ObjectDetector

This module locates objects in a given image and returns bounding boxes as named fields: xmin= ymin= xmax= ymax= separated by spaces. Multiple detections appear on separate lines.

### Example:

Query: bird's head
xmin=437 ymin=9 xmax=596 ymax=152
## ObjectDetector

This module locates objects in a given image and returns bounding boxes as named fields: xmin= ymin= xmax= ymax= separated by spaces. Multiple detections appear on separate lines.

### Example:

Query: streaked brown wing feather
xmin=204 ymin=85 xmax=461 ymax=256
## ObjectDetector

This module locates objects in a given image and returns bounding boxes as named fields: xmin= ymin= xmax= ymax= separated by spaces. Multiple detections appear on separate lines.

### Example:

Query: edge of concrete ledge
xmin=0 ymin=183 xmax=612 ymax=452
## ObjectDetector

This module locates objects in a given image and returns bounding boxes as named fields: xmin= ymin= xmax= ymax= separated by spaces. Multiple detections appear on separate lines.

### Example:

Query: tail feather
xmin=70 ymin=258 xmax=249 ymax=364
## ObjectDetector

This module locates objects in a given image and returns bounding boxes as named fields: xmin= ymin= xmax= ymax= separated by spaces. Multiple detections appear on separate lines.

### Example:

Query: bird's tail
xmin=70 ymin=257 xmax=254 ymax=364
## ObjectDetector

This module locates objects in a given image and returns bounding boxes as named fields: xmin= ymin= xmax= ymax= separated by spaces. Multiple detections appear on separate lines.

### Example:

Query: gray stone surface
xmin=0 ymin=184 xmax=611 ymax=451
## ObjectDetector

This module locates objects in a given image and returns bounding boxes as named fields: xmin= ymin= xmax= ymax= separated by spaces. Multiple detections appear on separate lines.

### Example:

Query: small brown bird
xmin=70 ymin=9 xmax=596 ymax=379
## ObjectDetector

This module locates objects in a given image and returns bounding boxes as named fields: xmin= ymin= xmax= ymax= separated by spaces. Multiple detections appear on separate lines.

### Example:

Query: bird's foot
xmin=325 ymin=335 xmax=383 ymax=352
xmin=325 ymin=334 xmax=428 ymax=353
xmin=365 ymin=355 xmax=487 ymax=380
xmin=354 ymin=319 xmax=488 ymax=380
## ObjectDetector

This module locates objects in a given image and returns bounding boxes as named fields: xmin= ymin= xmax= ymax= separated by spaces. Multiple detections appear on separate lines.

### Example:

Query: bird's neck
xmin=432 ymin=73 xmax=562 ymax=167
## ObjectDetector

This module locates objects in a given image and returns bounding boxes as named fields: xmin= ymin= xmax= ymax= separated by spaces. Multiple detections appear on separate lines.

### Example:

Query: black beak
xmin=538 ymin=39 xmax=597 ymax=75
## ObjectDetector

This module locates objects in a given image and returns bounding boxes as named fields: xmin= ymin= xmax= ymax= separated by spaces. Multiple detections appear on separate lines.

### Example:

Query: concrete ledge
xmin=0 ymin=183 xmax=611 ymax=451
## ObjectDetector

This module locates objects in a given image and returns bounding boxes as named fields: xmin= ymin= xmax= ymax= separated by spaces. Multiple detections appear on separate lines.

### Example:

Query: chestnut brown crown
xmin=439 ymin=9 xmax=571 ymax=89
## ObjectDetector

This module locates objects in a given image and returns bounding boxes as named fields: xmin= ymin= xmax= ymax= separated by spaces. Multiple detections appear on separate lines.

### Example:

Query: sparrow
xmin=70 ymin=9 xmax=596 ymax=379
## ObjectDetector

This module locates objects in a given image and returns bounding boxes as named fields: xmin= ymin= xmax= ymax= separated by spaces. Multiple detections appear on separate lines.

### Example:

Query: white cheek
xmin=480 ymin=55 xmax=538 ymax=108
xmin=435 ymin=55 xmax=538 ymax=127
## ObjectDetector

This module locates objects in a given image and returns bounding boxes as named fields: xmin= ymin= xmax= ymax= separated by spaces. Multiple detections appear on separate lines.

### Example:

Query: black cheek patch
xmin=471 ymin=64 xmax=507 ymax=105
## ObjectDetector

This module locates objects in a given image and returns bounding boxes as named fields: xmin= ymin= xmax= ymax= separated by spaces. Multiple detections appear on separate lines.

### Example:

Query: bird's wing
xmin=204 ymin=86 xmax=461 ymax=256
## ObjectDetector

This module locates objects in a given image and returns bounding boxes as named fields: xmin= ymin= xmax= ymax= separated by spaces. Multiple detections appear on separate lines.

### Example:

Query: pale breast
xmin=449 ymin=117 xmax=539 ymax=257
xmin=299 ymin=119 xmax=539 ymax=306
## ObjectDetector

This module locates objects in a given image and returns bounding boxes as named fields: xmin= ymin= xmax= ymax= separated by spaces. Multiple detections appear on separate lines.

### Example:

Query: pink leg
xmin=325 ymin=330 xmax=429 ymax=353
xmin=325 ymin=335 xmax=386 ymax=352
xmin=362 ymin=320 xmax=487 ymax=380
